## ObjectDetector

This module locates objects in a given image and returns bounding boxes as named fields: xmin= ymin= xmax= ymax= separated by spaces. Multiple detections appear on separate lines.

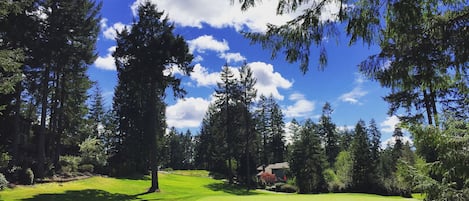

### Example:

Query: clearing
xmin=0 ymin=170 xmax=422 ymax=201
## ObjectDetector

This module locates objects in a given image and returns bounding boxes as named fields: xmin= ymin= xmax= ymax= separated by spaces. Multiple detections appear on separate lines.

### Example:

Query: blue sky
xmin=88 ymin=0 xmax=408 ymax=145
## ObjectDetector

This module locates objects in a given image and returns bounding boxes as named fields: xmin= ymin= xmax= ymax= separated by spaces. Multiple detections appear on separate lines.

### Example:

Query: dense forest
xmin=0 ymin=0 xmax=468 ymax=200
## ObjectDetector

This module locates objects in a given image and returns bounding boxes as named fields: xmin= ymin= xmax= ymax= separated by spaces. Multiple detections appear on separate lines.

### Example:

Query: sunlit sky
xmin=88 ymin=0 xmax=408 ymax=145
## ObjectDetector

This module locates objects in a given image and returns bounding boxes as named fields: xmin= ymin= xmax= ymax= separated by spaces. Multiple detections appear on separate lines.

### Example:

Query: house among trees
xmin=257 ymin=162 xmax=289 ymax=183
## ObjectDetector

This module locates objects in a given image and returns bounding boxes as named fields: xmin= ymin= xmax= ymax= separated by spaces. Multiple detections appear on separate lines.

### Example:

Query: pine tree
xmin=89 ymin=83 xmax=106 ymax=138
xmin=214 ymin=64 xmax=241 ymax=180
xmin=290 ymin=119 xmax=327 ymax=193
xmin=255 ymin=95 xmax=271 ymax=166
xmin=270 ymin=98 xmax=286 ymax=163
xmin=112 ymin=2 xmax=192 ymax=192
xmin=30 ymin=0 xmax=101 ymax=177
xmin=238 ymin=63 xmax=257 ymax=187
xmin=367 ymin=119 xmax=381 ymax=186
xmin=319 ymin=102 xmax=339 ymax=168
xmin=350 ymin=120 xmax=372 ymax=192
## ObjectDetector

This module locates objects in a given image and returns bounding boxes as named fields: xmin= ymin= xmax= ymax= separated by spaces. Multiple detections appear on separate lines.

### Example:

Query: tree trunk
xmin=423 ymin=89 xmax=433 ymax=125
xmin=430 ymin=87 xmax=439 ymax=126
xmin=12 ymin=83 xmax=22 ymax=165
xmin=147 ymin=82 xmax=159 ymax=193
xmin=37 ymin=65 xmax=50 ymax=178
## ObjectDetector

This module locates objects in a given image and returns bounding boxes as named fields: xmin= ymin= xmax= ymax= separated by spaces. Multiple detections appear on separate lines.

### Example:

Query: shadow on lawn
xmin=205 ymin=182 xmax=260 ymax=196
xmin=21 ymin=189 xmax=156 ymax=201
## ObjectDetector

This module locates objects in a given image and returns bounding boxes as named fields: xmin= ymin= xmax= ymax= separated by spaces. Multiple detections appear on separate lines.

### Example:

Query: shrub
xmin=0 ymin=152 xmax=11 ymax=169
xmin=280 ymin=184 xmax=298 ymax=193
xmin=274 ymin=182 xmax=285 ymax=191
xmin=59 ymin=155 xmax=81 ymax=174
xmin=162 ymin=167 xmax=173 ymax=172
xmin=79 ymin=137 xmax=107 ymax=169
xmin=20 ymin=168 xmax=34 ymax=185
xmin=323 ymin=168 xmax=345 ymax=192
xmin=78 ymin=164 xmax=94 ymax=173
xmin=0 ymin=173 xmax=8 ymax=190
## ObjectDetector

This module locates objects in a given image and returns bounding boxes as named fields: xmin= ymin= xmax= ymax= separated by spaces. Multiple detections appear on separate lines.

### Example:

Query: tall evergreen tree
xmin=89 ymin=83 xmax=105 ymax=138
xmin=290 ymin=119 xmax=327 ymax=193
xmin=238 ymin=63 xmax=257 ymax=187
xmin=367 ymin=119 xmax=381 ymax=186
xmin=31 ymin=0 xmax=101 ymax=177
xmin=269 ymin=95 xmax=286 ymax=163
xmin=194 ymin=104 xmax=226 ymax=172
xmin=255 ymin=95 xmax=271 ymax=166
xmin=214 ymin=64 xmax=240 ymax=179
xmin=319 ymin=102 xmax=339 ymax=168
xmin=350 ymin=120 xmax=372 ymax=192
xmin=112 ymin=2 xmax=192 ymax=192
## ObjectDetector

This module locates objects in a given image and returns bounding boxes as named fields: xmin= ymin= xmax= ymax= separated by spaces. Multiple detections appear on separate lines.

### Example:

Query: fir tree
xmin=112 ymin=2 xmax=192 ymax=192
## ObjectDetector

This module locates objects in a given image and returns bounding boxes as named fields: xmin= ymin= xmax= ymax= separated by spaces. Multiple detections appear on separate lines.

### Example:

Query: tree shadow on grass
xmin=21 ymin=189 xmax=157 ymax=201
xmin=205 ymin=182 xmax=261 ymax=196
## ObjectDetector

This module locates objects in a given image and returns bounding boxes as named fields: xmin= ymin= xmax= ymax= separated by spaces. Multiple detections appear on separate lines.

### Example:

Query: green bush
xmin=20 ymin=168 xmax=34 ymax=185
xmin=78 ymin=164 xmax=94 ymax=173
xmin=0 ymin=173 xmax=8 ymax=190
xmin=79 ymin=137 xmax=107 ymax=169
xmin=280 ymin=184 xmax=298 ymax=193
xmin=59 ymin=155 xmax=81 ymax=174
xmin=0 ymin=152 xmax=11 ymax=169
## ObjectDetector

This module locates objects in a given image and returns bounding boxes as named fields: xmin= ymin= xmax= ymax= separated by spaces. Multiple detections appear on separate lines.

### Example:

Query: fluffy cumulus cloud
xmin=339 ymin=73 xmax=368 ymax=104
xmin=250 ymin=62 xmax=293 ymax=100
xmin=94 ymin=46 xmax=116 ymax=71
xmin=380 ymin=115 xmax=400 ymax=133
xmin=284 ymin=93 xmax=315 ymax=118
xmin=187 ymin=62 xmax=292 ymax=100
xmin=102 ymin=21 xmax=129 ymax=40
xmin=131 ymin=0 xmax=343 ymax=33
xmin=187 ymin=35 xmax=245 ymax=63
xmin=187 ymin=35 xmax=229 ymax=53
xmin=166 ymin=97 xmax=211 ymax=128
xmin=189 ymin=64 xmax=221 ymax=87
xmin=219 ymin=52 xmax=246 ymax=63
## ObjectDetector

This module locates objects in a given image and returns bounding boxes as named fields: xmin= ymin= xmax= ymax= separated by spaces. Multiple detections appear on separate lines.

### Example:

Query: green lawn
xmin=0 ymin=170 xmax=421 ymax=201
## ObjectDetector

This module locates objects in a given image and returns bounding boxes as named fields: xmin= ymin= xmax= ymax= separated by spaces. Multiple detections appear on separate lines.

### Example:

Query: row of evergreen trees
xmin=0 ymin=0 xmax=102 ymax=180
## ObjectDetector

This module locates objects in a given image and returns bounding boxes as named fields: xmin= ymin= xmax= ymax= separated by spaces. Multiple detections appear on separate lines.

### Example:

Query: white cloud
xmin=339 ymin=87 xmax=368 ymax=104
xmin=250 ymin=62 xmax=293 ymax=100
xmin=219 ymin=52 xmax=246 ymax=63
xmin=188 ymin=62 xmax=292 ymax=101
xmin=166 ymin=97 xmax=211 ymax=129
xmin=187 ymin=35 xmax=229 ymax=53
xmin=381 ymin=135 xmax=413 ymax=148
xmin=337 ymin=125 xmax=355 ymax=132
xmin=339 ymin=73 xmax=368 ymax=104
xmin=193 ymin=55 xmax=204 ymax=62
xmin=284 ymin=93 xmax=315 ymax=118
xmin=131 ymin=0 xmax=343 ymax=32
xmin=103 ymin=22 xmax=129 ymax=40
xmin=380 ymin=115 xmax=400 ymax=133
xmin=94 ymin=46 xmax=116 ymax=71
xmin=189 ymin=64 xmax=221 ymax=87
xmin=100 ymin=18 xmax=108 ymax=29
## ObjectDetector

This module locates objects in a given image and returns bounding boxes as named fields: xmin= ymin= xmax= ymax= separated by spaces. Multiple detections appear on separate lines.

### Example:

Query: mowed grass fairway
xmin=0 ymin=170 xmax=421 ymax=201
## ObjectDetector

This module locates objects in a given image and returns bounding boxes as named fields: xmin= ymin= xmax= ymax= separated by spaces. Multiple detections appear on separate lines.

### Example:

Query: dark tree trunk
xmin=37 ymin=65 xmax=50 ymax=178
xmin=423 ymin=89 xmax=433 ymax=125
xmin=147 ymin=82 xmax=159 ymax=193
xmin=430 ymin=87 xmax=439 ymax=126
xmin=12 ymin=83 xmax=22 ymax=165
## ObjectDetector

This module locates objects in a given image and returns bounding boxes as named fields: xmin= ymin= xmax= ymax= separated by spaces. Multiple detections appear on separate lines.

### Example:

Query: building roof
xmin=256 ymin=162 xmax=289 ymax=175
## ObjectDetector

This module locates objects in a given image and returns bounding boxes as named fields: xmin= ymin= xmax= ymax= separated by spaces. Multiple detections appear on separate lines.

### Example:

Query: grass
xmin=0 ymin=170 xmax=421 ymax=201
